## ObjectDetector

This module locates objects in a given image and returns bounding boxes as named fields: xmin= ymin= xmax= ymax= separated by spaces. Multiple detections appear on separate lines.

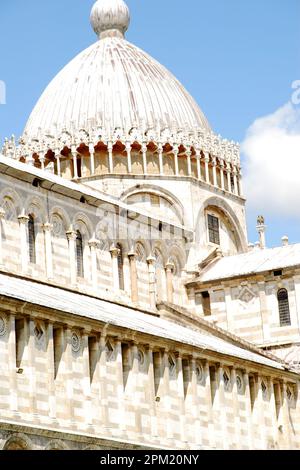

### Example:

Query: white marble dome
xmin=22 ymin=0 xmax=211 ymax=142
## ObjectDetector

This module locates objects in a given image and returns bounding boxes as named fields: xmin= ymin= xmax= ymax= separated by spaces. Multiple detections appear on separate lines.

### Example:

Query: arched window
xmin=278 ymin=289 xmax=291 ymax=326
xmin=28 ymin=215 xmax=36 ymax=264
xmin=116 ymin=243 xmax=124 ymax=290
xmin=76 ymin=230 xmax=84 ymax=277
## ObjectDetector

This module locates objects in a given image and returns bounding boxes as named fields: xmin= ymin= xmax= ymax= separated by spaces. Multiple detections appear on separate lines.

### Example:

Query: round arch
xmin=120 ymin=184 xmax=185 ymax=225
xmin=195 ymin=196 xmax=247 ymax=252
xmin=3 ymin=433 xmax=33 ymax=451
xmin=45 ymin=440 xmax=69 ymax=451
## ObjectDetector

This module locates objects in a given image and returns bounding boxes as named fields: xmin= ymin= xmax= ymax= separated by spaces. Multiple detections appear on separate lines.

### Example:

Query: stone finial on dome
xmin=90 ymin=0 xmax=130 ymax=40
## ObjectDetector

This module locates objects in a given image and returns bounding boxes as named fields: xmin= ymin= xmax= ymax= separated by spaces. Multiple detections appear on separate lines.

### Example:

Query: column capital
xmin=128 ymin=251 xmax=137 ymax=259
xmin=204 ymin=152 xmax=210 ymax=162
xmin=195 ymin=148 xmax=201 ymax=158
xmin=42 ymin=222 xmax=53 ymax=233
xmin=0 ymin=208 xmax=5 ymax=219
xmin=147 ymin=255 xmax=156 ymax=265
xmin=125 ymin=142 xmax=131 ymax=151
xmin=18 ymin=213 xmax=29 ymax=224
xmin=165 ymin=261 xmax=175 ymax=272
xmin=110 ymin=244 xmax=120 ymax=258
xmin=88 ymin=143 xmax=95 ymax=154
xmin=66 ymin=229 xmax=77 ymax=241
xmin=88 ymin=238 xmax=100 ymax=249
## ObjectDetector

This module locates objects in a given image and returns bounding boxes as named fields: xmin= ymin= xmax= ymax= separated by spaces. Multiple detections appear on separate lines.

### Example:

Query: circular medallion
xmin=71 ymin=331 xmax=81 ymax=353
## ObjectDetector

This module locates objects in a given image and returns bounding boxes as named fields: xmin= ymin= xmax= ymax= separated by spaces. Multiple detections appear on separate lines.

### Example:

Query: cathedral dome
xmin=22 ymin=0 xmax=211 ymax=142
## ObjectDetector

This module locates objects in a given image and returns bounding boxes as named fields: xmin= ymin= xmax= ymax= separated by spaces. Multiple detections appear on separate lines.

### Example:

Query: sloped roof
xmin=0 ymin=272 xmax=286 ymax=371
xmin=193 ymin=244 xmax=300 ymax=283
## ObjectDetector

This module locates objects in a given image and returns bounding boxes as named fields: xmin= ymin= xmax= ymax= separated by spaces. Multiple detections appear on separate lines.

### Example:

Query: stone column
xmin=238 ymin=170 xmax=243 ymax=197
xmin=146 ymin=345 xmax=158 ymax=437
xmin=189 ymin=358 xmax=201 ymax=446
xmin=43 ymin=222 xmax=53 ymax=280
xmin=243 ymin=369 xmax=254 ymax=448
xmin=71 ymin=147 xmax=78 ymax=179
xmin=147 ymin=255 xmax=156 ymax=309
xmin=204 ymin=152 xmax=210 ymax=184
xmin=281 ymin=381 xmax=292 ymax=448
xmin=55 ymin=154 xmax=61 ymax=177
xmin=158 ymin=144 xmax=164 ymax=176
xmin=89 ymin=144 xmax=95 ymax=175
xmin=0 ymin=208 xmax=5 ymax=266
xmin=98 ymin=334 xmax=109 ymax=427
xmin=254 ymin=373 xmax=266 ymax=448
xmin=226 ymin=165 xmax=232 ymax=193
xmin=89 ymin=238 xmax=99 ymax=291
xmin=186 ymin=150 xmax=192 ymax=177
xmin=258 ymin=281 xmax=270 ymax=342
xmin=131 ymin=342 xmax=142 ymax=433
xmin=175 ymin=353 xmax=187 ymax=443
xmin=212 ymin=156 xmax=217 ymax=187
xmin=202 ymin=361 xmax=216 ymax=449
xmin=216 ymin=364 xmax=229 ymax=449
xmin=126 ymin=142 xmax=132 ymax=174
xmin=196 ymin=150 xmax=201 ymax=181
xmin=115 ymin=339 xmax=126 ymax=431
xmin=8 ymin=314 xmax=18 ymax=413
xmin=220 ymin=160 xmax=225 ymax=190
xmin=173 ymin=145 xmax=179 ymax=176
xmin=268 ymin=377 xmax=279 ymax=449
xmin=66 ymin=228 xmax=77 ymax=286
xmin=28 ymin=319 xmax=37 ymax=416
xmin=65 ymin=328 xmax=75 ymax=424
xmin=82 ymin=333 xmax=92 ymax=425
xmin=165 ymin=262 xmax=174 ymax=304
xmin=18 ymin=212 xmax=29 ymax=273
xmin=110 ymin=245 xmax=120 ymax=292
xmin=231 ymin=367 xmax=242 ymax=449
xmin=107 ymin=142 xmax=113 ymax=174
xmin=128 ymin=251 xmax=138 ymax=303
xmin=46 ymin=322 xmax=56 ymax=420
xmin=142 ymin=143 xmax=147 ymax=175
xmin=224 ymin=286 xmax=234 ymax=331
xmin=162 ymin=350 xmax=172 ymax=439
xmin=233 ymin=169 xmax=239 ymax=195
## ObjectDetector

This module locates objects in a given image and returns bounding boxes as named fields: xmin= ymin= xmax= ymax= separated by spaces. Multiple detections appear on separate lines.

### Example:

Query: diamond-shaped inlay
xmin=105 ymin=340 xmax=114 ymax=361
xmin=34 ymin=324 xmax=43 ymax=341
xmin=168 ymin=355 xmax=176 ymax=375
xmin=287 ymin=386 xmax=293 ymax=402
xmin=238 ymin=286 xmax=255 ymax=304
xmin=261 ymin=380 xmax=268 ymax=398
xmin=223 ymin=370 xmax=230 ymax=390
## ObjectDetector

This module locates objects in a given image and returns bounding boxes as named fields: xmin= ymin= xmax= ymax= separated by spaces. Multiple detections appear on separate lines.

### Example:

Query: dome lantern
xmin=90 ymin=0 xmax=130 ymax=39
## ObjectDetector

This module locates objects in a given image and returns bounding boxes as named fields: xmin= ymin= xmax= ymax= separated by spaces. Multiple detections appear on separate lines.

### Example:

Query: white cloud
xmin=242 ymin=102 xmax=300 ymax=217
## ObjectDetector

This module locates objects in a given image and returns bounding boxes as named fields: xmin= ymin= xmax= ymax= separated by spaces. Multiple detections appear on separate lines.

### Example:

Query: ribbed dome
xmin=23 ymin=2 xmax=211 ymax=142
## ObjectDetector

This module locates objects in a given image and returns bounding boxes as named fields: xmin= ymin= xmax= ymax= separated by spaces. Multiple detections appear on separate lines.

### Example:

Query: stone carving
xmin=236 ymin=374 xmax=244 ymax=393
xmin=137 ymin=349 xmax=144 ymax=365
xmin=0 ymin=315 xmax=7 ymax=337
xmin=105 ymin=340 xmax=114 ymax=361
xmin=71 ymin=331 xmax=81 ymax=353
xmin=238 ymin=286 xmax=255 ymax=304
xmin=195 ymin=363 xmax=204 ymax=383
xmin=51 ymin=214 xmax=63 ymax=237
xmin=257 ymin=215 xmax=265 ymax=226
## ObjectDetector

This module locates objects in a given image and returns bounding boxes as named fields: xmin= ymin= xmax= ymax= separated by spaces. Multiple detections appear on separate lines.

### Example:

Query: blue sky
xmin=0 ymin=0 xmax=300 ymax=246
